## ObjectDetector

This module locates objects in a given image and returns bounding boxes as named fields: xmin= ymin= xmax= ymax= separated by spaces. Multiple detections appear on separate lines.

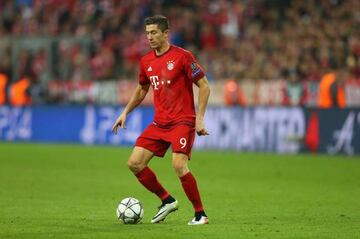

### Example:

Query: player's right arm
xmin=112 ymin=83 xmax=150 ymax=134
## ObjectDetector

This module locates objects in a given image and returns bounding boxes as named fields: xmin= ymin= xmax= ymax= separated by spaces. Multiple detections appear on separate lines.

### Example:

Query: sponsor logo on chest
xmin=149 ymin=75 xmax=172 ymax=90
xmin=147 ymin=60 xmax=175 ymax=90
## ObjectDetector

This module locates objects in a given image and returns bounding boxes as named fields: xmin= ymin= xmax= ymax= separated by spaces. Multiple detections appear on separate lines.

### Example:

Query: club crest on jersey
xmin=167 ymin=61 xmax=175 ymax=70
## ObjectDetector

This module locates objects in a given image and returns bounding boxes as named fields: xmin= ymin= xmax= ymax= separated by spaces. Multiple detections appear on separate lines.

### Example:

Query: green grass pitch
xmin=0 ymin=142 xmax=359 ymax=239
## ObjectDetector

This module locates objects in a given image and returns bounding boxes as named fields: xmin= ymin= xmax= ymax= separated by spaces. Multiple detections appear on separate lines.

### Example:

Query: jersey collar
xmin=154 ymin=45 xmax=172 ymax=58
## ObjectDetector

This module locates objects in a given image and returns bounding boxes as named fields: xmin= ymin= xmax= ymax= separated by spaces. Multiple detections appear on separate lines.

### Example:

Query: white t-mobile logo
xmin=149 ymin=75 xmax=160 ymax=90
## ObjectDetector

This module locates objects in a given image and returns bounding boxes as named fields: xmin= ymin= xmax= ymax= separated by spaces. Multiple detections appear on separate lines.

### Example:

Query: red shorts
xmin=135 ymin=123 xmax=195 ymax=159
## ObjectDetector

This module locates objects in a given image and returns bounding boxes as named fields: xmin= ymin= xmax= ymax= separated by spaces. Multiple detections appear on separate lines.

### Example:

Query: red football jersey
xmin=139 ymin=45 xmax=205 ymax=127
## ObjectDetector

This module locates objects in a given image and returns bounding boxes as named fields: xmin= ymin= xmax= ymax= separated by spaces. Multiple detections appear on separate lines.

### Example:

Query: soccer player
xmin=112 ymin=15 xmax=210 ymax=225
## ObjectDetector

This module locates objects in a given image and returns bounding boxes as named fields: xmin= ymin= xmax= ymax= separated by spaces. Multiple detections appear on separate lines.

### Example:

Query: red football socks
xmin=180 ymin=172 xmax=204 ymax=212
xmin=135 ymin=167 xmax=169 ymax=200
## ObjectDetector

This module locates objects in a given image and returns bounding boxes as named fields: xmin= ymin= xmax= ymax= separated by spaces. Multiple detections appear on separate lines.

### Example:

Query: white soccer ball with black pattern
xmin=116 ymin=197 xmax=144 ymax=224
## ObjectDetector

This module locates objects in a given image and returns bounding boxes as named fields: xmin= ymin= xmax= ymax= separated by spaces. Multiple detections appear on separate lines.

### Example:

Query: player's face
xmin=145 ymin=24 xmax=168 ymax=49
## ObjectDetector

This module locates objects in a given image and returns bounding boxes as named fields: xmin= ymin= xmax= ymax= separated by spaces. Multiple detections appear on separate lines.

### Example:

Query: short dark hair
xmin=144 ymin=15 xmax=169 ymax=32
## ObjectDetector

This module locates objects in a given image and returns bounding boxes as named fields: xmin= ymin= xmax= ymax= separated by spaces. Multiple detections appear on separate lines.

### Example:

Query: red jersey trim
xmin=153 ymin=45 xmax=173 ymax=58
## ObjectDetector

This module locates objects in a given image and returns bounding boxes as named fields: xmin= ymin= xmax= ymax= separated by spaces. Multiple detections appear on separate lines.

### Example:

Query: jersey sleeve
xmin=183 ymin=51 xmax=205 ymax=83
xmin=139 ymin=59 xmax=150 ymax=85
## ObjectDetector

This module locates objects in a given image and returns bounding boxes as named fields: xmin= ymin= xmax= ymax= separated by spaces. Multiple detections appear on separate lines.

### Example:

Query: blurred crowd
xmin=1 ymin=0 xmax=360 ymax=107
xmin=0 ymin=0 xmax=360 ymax=83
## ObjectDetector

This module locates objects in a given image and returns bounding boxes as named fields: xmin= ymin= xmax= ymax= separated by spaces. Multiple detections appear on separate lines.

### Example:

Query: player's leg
xmin=128 ymin=145 xmax=173 ymax=202
xmin=169 ymin=124 xmax=208 ymax=225
xmin=172 ymin=153 xmax=208 ymax=225
xmin=133 ymin=124 xmax=179 ymax=223
xmin=128 ymin=146 xmax=178 ymax=223
xmin=129 ymin=146 xmax=169 ymax=199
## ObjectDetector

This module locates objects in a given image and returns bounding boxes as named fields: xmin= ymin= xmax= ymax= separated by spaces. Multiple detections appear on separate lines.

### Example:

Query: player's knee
xmin=172 ymin=161 xmax=189 ymax=177
xmin=127 ymin=159 xmax=144 ymax=174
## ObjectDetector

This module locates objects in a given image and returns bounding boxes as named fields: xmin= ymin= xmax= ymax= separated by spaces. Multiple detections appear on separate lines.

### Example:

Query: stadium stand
xmin=0 ymin=0 xmax=359 ymax=105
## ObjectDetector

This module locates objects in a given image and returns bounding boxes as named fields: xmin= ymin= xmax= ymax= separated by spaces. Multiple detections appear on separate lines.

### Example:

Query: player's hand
xmin=196 ymin=117 xmax=209 ymax=136
xmin=112 ymin=112 xmax=127 ymax=134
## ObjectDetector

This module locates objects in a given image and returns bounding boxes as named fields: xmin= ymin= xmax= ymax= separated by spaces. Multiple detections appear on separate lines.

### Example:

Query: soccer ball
xmin=116 ymin=197 xmax=144 ymax=224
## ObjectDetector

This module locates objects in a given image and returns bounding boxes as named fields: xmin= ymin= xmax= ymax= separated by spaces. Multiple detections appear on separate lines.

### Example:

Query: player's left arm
xmin=195 ymin=77 xmax=210 ymax=136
